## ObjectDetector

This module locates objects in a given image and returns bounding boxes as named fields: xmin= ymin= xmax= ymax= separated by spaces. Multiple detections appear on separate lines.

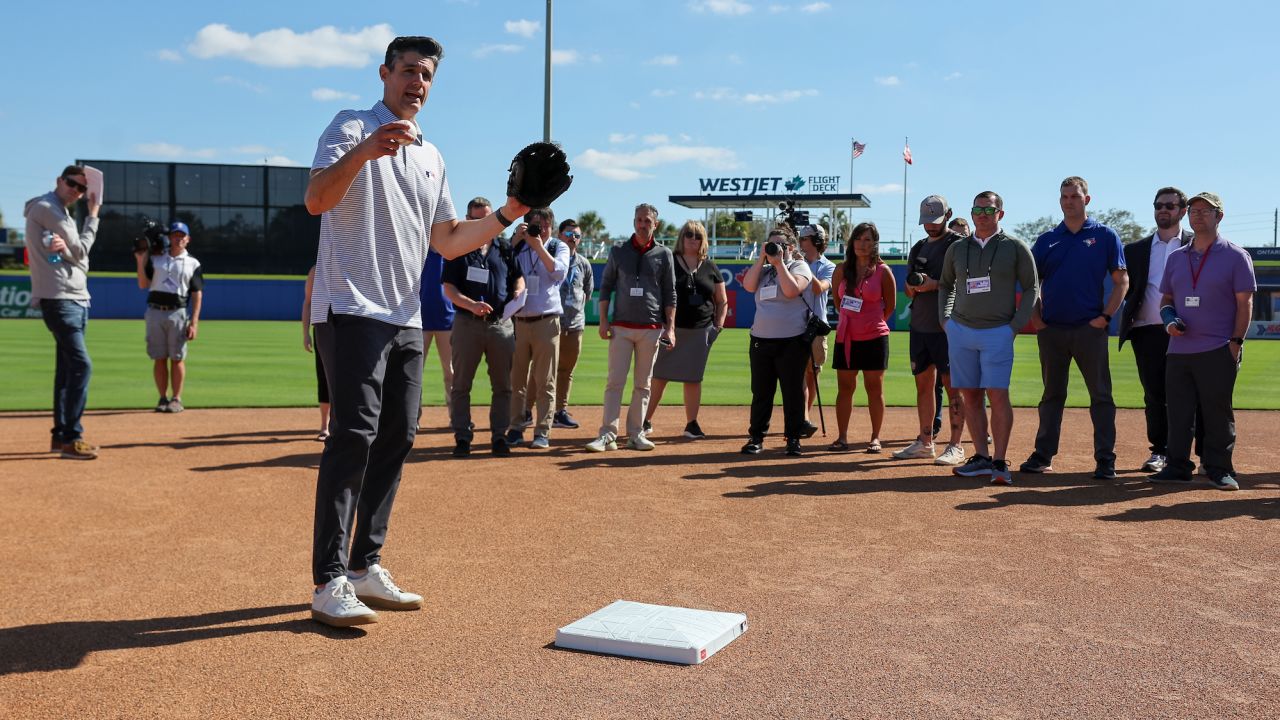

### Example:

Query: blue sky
xmin=3 ymin=0 xmax=1278 ymax=250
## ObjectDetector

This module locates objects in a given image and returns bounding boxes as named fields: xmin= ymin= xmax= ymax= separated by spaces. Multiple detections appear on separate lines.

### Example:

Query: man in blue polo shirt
xmin=1021 ymin=177 xmax=1128 ymax=480
xmin=419 ymin=246 xmax=455 ymax=422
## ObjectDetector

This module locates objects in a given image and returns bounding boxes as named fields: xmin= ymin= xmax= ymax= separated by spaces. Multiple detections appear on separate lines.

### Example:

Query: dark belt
xmin=148 ymin=303 xmax=181 ymax=311
xmin=515 ymin=312 xmax=559 ymax=322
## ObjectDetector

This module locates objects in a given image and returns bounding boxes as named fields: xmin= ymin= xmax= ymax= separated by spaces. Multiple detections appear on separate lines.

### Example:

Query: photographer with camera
xmin=828 ymin=222 xmax=895 ymax=453
xmin=740 ymin=225 xmax=815 ymax=457
xmin=24 ymin=164 xmax=102 ymax=459
xmin=892 ymin=195 xmax=967 ymax=465
xmin=506 ymin=207 xmax=570 ymax=450
xmin=135 ymin=221 xmax=204 ymax=413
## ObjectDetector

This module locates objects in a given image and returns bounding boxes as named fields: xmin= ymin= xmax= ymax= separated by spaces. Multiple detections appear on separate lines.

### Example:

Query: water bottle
xmin=41 ymin=231 xmax=61 ymax=264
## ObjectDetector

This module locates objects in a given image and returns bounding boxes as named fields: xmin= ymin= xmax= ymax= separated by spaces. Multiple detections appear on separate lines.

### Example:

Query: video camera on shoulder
xmin=133 ymin=218 xmax=169 ymax=256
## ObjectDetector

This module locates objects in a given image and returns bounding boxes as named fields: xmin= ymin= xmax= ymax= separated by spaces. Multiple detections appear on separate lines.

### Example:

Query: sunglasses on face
xmin=971 ymin=206 xmax=999 ymax=216
xmin=1153 ymin=202 xmax=1184 ymax=211
xmin=562 ymin=231 xmax=582 ymax=239
xmin=63 ymin=177 xmax=88 ymax=193
xmin=682 ymin=231 xmax=702 ymax=239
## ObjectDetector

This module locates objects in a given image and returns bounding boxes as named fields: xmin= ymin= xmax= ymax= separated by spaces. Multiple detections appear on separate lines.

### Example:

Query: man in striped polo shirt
xmin=304 ymin=35 xmax=530 ymax=627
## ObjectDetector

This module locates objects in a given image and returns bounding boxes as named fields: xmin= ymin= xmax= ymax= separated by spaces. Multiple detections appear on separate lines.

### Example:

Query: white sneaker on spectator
xmin=935 ymin=443 xmax=966 ymax=466
xmin=349 ymin=564 xmax=423 ymax=610
xmin=628 ymin=433 xmax=656 ymax=451
xmin=1141 ymin=453 xmax=1167 ymax=473
xmin=585 ymin=433 xmax=617 ymax=452
xmin=892 ymin=438 xmax=935 ymax=460
xmin=311 ymin=576 xmax=378 ymax=627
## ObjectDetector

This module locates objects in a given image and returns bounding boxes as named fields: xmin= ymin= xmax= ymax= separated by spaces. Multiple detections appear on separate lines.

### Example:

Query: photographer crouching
xmin=134 ymin=221 xmax=204 ymax=413
xmin=741 ymin=225 xmax=816 ymax=456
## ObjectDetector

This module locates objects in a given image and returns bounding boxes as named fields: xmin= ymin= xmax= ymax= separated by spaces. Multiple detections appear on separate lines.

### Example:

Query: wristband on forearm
xmin=494 ymin=207 xmax=513 ymax=228
xmin=1159 ymin=305 xmax=1178 ymax=326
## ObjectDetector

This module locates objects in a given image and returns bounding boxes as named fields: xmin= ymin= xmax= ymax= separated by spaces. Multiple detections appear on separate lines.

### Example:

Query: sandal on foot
xmin=827 ymin=440 xmax=849 ymax=451
xmin=866 ymin=439 xmax=882 ymax=453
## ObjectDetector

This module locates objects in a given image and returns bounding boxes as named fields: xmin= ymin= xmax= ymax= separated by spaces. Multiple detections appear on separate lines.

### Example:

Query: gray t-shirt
xmin=806 ymin=255 xmax=836 ymax=319
xmin=751 ymin=259 xmax=814 ymax=339
xmin=907 ymin=233 xmax=958 ymax=333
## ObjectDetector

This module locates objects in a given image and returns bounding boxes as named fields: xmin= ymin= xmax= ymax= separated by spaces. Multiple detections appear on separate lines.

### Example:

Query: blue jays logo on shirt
xmin=1083 ymin=238 xmax=1096 ymax=247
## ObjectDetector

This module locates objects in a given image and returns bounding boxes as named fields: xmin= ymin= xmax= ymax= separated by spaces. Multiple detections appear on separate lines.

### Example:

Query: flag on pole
xmin=851 ymin=140 xmax=866 ymax=160
xmin=903 ymin=142 xmax=913 ymax=165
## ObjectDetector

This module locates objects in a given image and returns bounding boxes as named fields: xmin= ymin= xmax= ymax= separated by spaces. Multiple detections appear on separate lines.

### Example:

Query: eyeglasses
xmin=1188 ymin=208 xmax=1219 ymax=217
xmin=562 ymin=231 xmax=582 ymax=239
xmin=1153 ymin=202 xmax=1184 ymax=211
xmin=682 ymin=231 xmax=701 ymax=239
xmin=970 ymin=206 xmax=999 ymax=216
xmin=63 ymin=177 xmax=88 ymax=193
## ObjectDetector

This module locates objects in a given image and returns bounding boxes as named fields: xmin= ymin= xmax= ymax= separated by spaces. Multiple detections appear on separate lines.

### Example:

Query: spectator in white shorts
xmin=134 ymin=221 xmax=203 ymax=414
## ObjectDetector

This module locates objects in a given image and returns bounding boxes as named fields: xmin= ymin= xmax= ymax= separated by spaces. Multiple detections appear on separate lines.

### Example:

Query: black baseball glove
xmin=506 ymin=141 xmax=573 ymax=208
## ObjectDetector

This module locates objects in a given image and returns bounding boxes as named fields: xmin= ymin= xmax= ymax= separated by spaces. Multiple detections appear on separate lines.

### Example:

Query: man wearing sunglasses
xmin=1118 ymin=187 xmax=1202 ymax=474
xmin=551 ymin=219 xmax=593 ymax=429
xmin=1020 ymin=177 xmax=1127 ymax=481
xmin=938 ymin=191 xmax=1039 ymax=486
xmin=24 ymin=164 xmax=102 ymax=460
xmin=303 ymin=35 xmax=530 ymax=627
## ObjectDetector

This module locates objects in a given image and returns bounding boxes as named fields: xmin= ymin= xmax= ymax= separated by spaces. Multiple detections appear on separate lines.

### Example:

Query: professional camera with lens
xmin=133 ymin=219 xmax=169 ymax=255
xmin=764 ymin=240 xmax=781 ymax=257
xmin=526 ymin=223 xmax=543 ymax=239
xmin=906 ymin=255 xmax=928 ymax=287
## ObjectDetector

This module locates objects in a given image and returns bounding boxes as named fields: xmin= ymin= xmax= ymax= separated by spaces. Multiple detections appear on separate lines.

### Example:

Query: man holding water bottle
xmin=24 ymin=164 xmax=101 ymax=460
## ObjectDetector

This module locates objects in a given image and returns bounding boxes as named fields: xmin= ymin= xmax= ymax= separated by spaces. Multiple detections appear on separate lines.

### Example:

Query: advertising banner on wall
xmin=0 ymin=277 xmax=41 ymax=318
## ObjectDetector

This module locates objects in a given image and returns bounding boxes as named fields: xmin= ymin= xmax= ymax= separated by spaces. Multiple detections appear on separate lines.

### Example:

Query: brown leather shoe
xmin=60 ymin=439 xmax=99 ymax=460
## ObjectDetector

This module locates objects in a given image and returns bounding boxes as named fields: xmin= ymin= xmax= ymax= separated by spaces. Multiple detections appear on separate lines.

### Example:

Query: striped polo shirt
xmin=310 ymin=101 xmax=457 ymax=328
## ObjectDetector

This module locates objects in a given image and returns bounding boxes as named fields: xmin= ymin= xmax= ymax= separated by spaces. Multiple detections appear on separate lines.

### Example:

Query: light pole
xmin=543 ymin=0 xmax=553 ymax=142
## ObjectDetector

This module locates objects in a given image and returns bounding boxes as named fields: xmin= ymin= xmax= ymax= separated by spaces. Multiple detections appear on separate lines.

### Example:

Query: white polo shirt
xmin=310 ymin=101 xmax=457 ymax=328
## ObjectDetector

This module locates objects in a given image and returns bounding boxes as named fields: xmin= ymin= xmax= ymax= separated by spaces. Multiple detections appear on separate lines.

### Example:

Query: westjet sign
xmin=698 ymin=174 xmax=842 ymax=195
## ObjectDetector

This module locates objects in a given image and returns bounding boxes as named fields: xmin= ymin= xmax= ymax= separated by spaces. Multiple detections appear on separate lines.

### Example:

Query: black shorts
xmin=908 ymin=330 xmax=949 ymax=376
xmin=832 ymin=335 xmax=889 ymax=372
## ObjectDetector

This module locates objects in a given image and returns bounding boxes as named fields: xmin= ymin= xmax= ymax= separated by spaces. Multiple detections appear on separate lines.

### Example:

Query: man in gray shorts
xmin=134 ymin=222 xmax=204 ymax=413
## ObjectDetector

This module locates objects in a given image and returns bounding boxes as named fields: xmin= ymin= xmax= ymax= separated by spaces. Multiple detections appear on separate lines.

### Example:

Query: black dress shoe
xmin=491 ymin=438 xmax=511 ymax=456
xmin=1148 ymin=468 xmax=1193 ymax=484
xmin=1092 ymin=464 xmax=1117 ymax=480
xmin=740 ymin=439 xmax=763 ymax=455
xmin=452 ymin=440 xmax=471 ymax=457
xmin=800 ymin=421 xmax=818 ymax=439
xmin=785 ymin=438 xmax=803 ymax=456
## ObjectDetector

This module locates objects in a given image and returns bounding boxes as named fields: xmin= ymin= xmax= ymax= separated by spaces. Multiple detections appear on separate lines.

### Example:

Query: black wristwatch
xmin=1230 ymin=337 xmax=1244 ymax=346
xmin=1101 ymin=312 xmax=1112 ymax=322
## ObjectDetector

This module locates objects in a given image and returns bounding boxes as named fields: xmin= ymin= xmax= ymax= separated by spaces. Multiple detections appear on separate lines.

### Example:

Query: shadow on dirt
xmin=0 ymin=604 xmax=363 ymax=675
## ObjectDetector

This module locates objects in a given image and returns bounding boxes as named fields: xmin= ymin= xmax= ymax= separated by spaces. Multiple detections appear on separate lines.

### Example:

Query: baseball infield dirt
xmin=1 ymin=406 xmax=1277 ymax=719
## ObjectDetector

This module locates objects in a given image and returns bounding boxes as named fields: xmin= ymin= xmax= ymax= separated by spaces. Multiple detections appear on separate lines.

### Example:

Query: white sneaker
xmin=1141 ymin=453 xmax=1167 ymax=472
xmin=349 ymin=564 xmax=423 ymax=610
xmin=935 ymin=443 xmax=966 ymax=466
xmin=585 ymin=433 xmax=617 ymax=452
xmin=627 ymin=432 xmax=656 ymax=451
xmin=892 ymin=438 xmax=935 ymax=460
xmin=311 ymin=576 xmax=378 ymax=627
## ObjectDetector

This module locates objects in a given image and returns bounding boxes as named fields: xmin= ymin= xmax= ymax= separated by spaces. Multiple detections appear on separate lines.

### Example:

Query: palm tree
xmin=576 ymin=210 xmax=606 ymax=242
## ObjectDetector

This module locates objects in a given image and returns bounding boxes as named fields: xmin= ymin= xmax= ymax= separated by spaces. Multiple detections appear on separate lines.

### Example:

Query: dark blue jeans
xmin=40 ymin=299 xmax=93 ymax=443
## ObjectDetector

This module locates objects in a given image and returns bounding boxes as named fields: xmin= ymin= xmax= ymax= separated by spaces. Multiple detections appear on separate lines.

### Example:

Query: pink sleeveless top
xmin=835 ymin=262 xmax=890 ymax=343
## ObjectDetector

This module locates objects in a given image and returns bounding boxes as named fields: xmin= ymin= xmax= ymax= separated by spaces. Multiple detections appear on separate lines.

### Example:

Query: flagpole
xmin=901 ymin=136 xmax=908 ymax=253
xmin=849 ymin=138 xmax=854 ymax=195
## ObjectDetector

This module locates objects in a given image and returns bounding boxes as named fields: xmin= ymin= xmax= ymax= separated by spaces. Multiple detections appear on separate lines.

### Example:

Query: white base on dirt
xmin=555 ymin=600 xmax=748 ymax=665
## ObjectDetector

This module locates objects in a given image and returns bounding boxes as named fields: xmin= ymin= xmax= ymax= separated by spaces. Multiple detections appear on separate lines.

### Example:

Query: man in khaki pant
xmin=505 ymin=208 xmax=570 ymax=449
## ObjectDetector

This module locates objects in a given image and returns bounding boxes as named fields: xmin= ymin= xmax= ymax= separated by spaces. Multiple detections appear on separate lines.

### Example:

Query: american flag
xmin=903 ymin=142 xmax=913 ymax=165
xmin=851 ymin=140 xmax=866 ymax=160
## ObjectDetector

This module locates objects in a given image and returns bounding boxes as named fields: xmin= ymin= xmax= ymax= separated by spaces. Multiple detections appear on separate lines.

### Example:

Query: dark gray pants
xmin=449 ymin=313 xmax=515 ymax=443
xmin=1031 ymin=323 xmax=1116 ymax=464
xmin=1129 ymin=324 xmax=1204 ymax=457
xmin=1166 ymin=346 xmax=1238 ymax=479
xmin=312 ymin=313 xmax=423 ymax=586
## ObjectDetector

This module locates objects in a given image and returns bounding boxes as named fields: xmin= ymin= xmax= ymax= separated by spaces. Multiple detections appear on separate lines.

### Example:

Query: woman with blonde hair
xmin=828 ymin=222 xmax=896 ymax=452
xmin=646 ymin=220 xmax=727 ymax=439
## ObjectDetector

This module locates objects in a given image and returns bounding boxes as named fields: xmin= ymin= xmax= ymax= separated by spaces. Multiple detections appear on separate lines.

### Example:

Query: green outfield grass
xmin=2 ymin=319 xmax=1278 ymax=411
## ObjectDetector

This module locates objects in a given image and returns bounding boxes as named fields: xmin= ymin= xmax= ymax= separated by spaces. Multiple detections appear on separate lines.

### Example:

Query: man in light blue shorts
xmin=938 ymin=191 xmax=1038 ymax=485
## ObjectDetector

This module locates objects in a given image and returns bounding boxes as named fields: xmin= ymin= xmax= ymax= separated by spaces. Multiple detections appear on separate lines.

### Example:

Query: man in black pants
xmin=1119 ymin=187 xmax=1202 ymax=473
xmin=304 ymin=36 xmax=529 ymax=627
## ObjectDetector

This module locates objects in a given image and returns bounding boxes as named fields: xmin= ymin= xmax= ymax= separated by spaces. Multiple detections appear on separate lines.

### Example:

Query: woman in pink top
xmin=828 ymin=222 xmax=896 ymax=452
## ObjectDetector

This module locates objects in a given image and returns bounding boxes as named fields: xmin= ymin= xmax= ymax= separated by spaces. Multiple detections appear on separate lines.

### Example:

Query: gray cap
xmin=1188 ymin=191 xmax=1223 ymax=211
xmin=798 ymin=224 xmax=827 ymax=240
xmin=918 ymin=194 xmax=950 ymax=225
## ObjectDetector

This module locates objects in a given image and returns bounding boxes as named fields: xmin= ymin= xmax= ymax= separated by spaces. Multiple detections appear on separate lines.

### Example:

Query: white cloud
xmin=853 ymin=183 xmax=903 ymax=195
xmin=768 ymin=4 xmax=787 ymax=13
xmin=679 ymin=133 xmax=693 ymax=142
xmin=187 ymin=23 xmax=395 ymax=68
xmin=642 ymin=134 xmax=670 ymax=145
xmin=505 ymin=19 xmax=540 ymax=38
xmin=609 ymin=133 xmax=636 ymax=143
xmin=156 ymin=49 xmax=183 ymax=62
xmin=727 ymin=53 xmax=743 ymax=64
xmin=216 ymin=75 xmax=267 ymax=94
xmin=874 ymin=75 xmax=901 ymax=86
xmin=232 ymin=145 xmax=273 ymax=155
xmin=474 ymin=43 xmax=522 ymax=58
xmin=646 ymin=54 xmax=679 ymax=66
xmin=575 ymin=144 xmax=741 ymax=182
xmin=695 ymin=87 xmax=817 ymax=104
xmin=694 ymin=87 xmax=737 ymax=102
xmin=312 ymin=87 xmax=360 ymax=101
xmin=260 ymin=156 xmax=297 ymax=166
xmin=650 ymin=88 xmax=677 ymax=98
xmin=691 ymin=0 xmax=753 ymax=15
xmin=801 ymin=2 xmax=830 ymax=12
xmin=134 ymin=143 xmax=218 ymax=160
xmin=944 ymin=71 xmax=962 ymax=81
xmin=551 ymin=49 xmax=579 ymax=65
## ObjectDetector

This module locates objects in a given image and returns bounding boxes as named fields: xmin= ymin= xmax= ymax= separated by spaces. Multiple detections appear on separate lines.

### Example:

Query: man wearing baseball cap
xmin=134 ymin=221 xmax=204 ymax=414
xmin=798 ymin=223 xmax=835 ymax=437
xmin=894 ymin=195 xmax=967 ymax=465
xmin=1149 ymin=192 xmax=1255 ymax=490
